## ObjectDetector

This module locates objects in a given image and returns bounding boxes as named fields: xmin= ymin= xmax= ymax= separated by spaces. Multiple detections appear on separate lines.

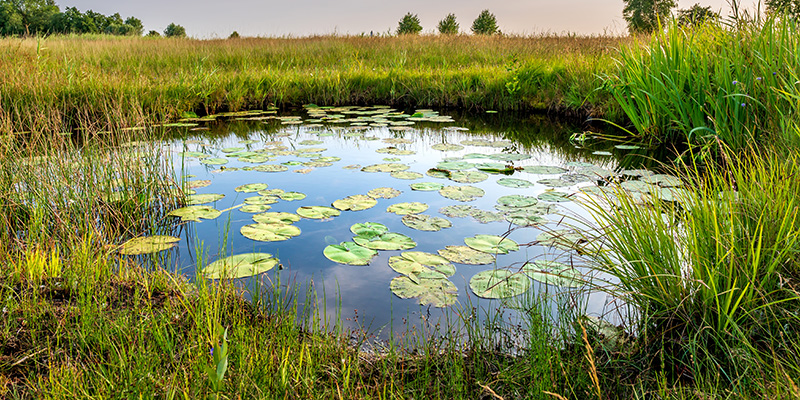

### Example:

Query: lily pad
xmin=279 ymin=191 xmax=307 ymax=201
xmin=367 ymin=187 xmax=402 ymax=199
xmin=496 ymin=178 xmax=534 ymax=188
xmin=537 ymin=191 xmax=572 ymax=202
xmin=200 ymin=158 xmax=229 ymax=166
xmin=389 ymin=276 xmax=457 ymax=307
xmin=431 ymin=143 xmax=464 ymax=151
xmin=168 ymin=206 xmax=221 ymax=222
xmin=469 ymin=269 xmax=530 ymax=299
xmin=505 ymin=211 xmax=548 ymax=226
xmin=296 ymin=206 xmax=341 ymax=219
xmin=439 ymin=185 xmax=485 ymax=202
xmin=387 ymin=202 xmax=428 ymax=215
xmin=390 ymin=171 xmax=423 ymax=180
xmin=475 ymin=162 xmax=512 ymax=173
xmin=202 ymin=253 xmax=279 ymax=279
xmin=449 ymin=171 xmax=489 ymax=183
xmin=436 ymin=161 xmax=473 ymax=171
xmin=240 ymin=204 xmax=272 ymax=213
xmin=401 ymin=214 xmax=452 ymax=231
xmin=439 ymin=205 xmax=477 ymax=218
xmin=523 ymin=165 xmax=567 ymax=175
xmin=244 ymin=196 xmax=279 ymax=205
xmin=641 ymin=174 xmax=682 ymax=187
xmin=465 ymin=234 xmax=519 ymax=255
xmin=323 ymin=242 xmax=377 ymax=265
xmin=353 ymin=232 xmax=417 ymax=251
xmin=187 ymin=193 xmax=225 ymax=205
xmin=241 ymin=223 xmax=301 ymax=242
xmin=258 ymin=188 xmax=285 ymax=196
xmin=410 ymin=182 xmax=445 ymax=191
xmin=537 ymin=178 xmax=573 ymax=188
xmin=333 ymin=194 xmax=378 ymax=211
xmin=523 ymin=260 xmax=584 ymax=288
xmin=187 ymin=179 xmax=212 ymax=189
xmin=362 ymin=163 xmax=409 ymax=173
xmin=252 ymin=212 xmax=301 ymax=224
xmin=221 ymin=147 xmax=246 ymax=153
xmin=349 ymin=222 xmax=389 ymax=239
xmin=471 ymin=210 xmax=506 ymax=224
xmin=253 ymin=164 xmax=290 ymax=173
xmin=426 ymin=169 xmax=451 ymax=179
xmin=235 ymin=183 xmax=269 ymax=193
xmin=389 ymin=252 xmax=455 ymax=278
xmin=438 ymin=245 xmax=496 ymax=265
xmin=536 ymin=229 xmax=586 ymax=251
xmin=497 ymin=195 xmax=538 ymax=208
xmin=119 ymin=235 xmax=180 ymax=255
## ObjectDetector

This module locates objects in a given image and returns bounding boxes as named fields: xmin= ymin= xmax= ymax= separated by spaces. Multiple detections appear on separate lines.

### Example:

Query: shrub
xmin=396 ymin=13 xmax=422 ymax=35
xmin=471 ymin=10 xmax=497 ymax=35
xmin=164 ymin=23 xmax=186 ymax=38
xmin=437 ymin=13 xmax=459 ymax=35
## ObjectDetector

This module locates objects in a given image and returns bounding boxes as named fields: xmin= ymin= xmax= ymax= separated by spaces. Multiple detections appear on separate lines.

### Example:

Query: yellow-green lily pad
xmin=168 ymin=206 xmax=221 ymax=222
xmin=296 ymin=206 xmax=341 ymax=219
xmin=401 ymin=214 xmax=452 ymax=231
xmin=387 ymin=202 xmax=428 ymax=215
xmin=439 ymin=185 xmax=484 ymax=202
xmin=202 ymin=253 xmax=279 ymax=279
xmin=469 ymin=269 xmax=530 ymax=299
xmin=119 ymin=235 xmax=180 ymax=255
xmin=333 ymin=195 xmax=378 ymax=211
xmin=240 ymin=223 xmax=301 ymax=242
xmin=438 ymin=245 xmax=495 ymax=265
xmin=367 ymin=187 xmax=402 ymax=199
xmin=353 ymin=232 xmax=416 ymax=251
xmin=323 ymin=242 xmax=377 ymax=265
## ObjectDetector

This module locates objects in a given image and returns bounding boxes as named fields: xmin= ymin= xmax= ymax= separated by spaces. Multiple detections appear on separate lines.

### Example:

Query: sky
xmin=61 ymin=0 xmax=759 ymax=38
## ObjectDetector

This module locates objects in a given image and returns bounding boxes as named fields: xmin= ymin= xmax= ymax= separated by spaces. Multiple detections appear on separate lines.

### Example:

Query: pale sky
xmin=60 ymin=0 xmax=759 ymax=38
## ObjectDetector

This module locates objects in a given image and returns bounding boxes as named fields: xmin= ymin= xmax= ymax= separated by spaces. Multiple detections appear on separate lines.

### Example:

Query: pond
xmin=132 ymin=106 xmax=678 ymax=339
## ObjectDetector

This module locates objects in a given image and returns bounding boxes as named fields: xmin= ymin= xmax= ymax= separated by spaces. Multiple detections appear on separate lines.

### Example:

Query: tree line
xmin=0 ymin=0 xmax=186 ymax=37
xmin=396 ymin=10 xmax=498 ymax=35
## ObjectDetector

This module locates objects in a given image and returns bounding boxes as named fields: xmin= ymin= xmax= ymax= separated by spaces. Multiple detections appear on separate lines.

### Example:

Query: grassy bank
xmin=0 ymin=33 xmax=625 ymax=134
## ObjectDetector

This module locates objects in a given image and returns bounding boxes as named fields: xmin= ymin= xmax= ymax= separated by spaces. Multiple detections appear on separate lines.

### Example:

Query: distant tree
xmin=164 ymin=22 xmax=186 ymax=38
xmin=623 ymin=0 xmax=677 ymax=34
xmin=146 ymin=29 xmax=160 ymax=37
xmin=396 ymin=12 xmax=422 ymax=35
xmin=437 ymin=13 xmax=459 ymax=34
xmin=228 ymin=30 xmax=239 ymax=39
xmin=766 ymin=0 xmax=800 ymax=19
xmin=0 ymin=0 xmax=59 ymax=35
xmin=677 ymin=3 xmax=719 ymax=26
xmin=124 ymin=16 xmax=143 ymax=36
xmin=471 ymin=9 xmax=498 ymax=35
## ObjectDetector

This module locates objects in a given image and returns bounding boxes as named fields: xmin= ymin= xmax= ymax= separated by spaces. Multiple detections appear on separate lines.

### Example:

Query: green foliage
xmin=677 ymin=3 xmax=719 ymax=26
xmin=396 ymin=12 xmax=422 ymax=35
xmin=228 ymin=30 xmax=239 ymax=39
xmin=164 ymin=22 xmax=186 ymax=38
xmin=0 ymin=1 xmax=145 ymax=36
xmin=766 ymin=0 xmax=800 ymax=19
xmin=471 ymin=9 xmax=498 ymax=35
xmin=437 ymin=13 xmax=459 ymax=35
xmin=622 ymin=0 xmax=677 ymax=34
xmin=0 ymin=0 xmax=58 ymax=35
xmin=145 ymin=29 xmax=160 ymax=37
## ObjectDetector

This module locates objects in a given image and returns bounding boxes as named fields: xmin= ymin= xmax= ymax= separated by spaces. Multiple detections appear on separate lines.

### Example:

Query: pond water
xmin=147 ymin=106 xmax=667 ymax=339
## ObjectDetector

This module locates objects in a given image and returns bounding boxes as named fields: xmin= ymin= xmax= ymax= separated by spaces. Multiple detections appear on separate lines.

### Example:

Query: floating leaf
xmin=490 ymin=153 xmax=531 ymax=162
xmin=390 ymin=171 xmax=423 ymax=180
xmin=389 ymin=276 xmax=457 ymax=307
xmin=471 ymin=210 xmax=506 ymax=224
xmin=235 ymin=183 xmax=268 ymax=193
xmin=240 ymin=204 xmax=272 ymax=213
xmin=438 ymin=245 xmax=495 ymax=265
xmin=621 ymin=169 xmax=654 ymax=178
xmin=431 ymin=143 xmax=464 ymax=151
xmin=252 ymin=212 xmax=301 ymax=224
xmin=641 ymin=174 xmax=682 ymax=187
xmin=449 ymin=171 xmax=489 ymax=183
xmin=387 ymin=202 xmax=428 ymax=215
xmin=221 ymin=147 xmax=246 ymax=153
xmin=475 ymin=162 xmax=512 ymax=173
xmin=203 ymin=253 xmax=279 ymax=279
xmin=353 ymin=233 xmax=416 ymax=251
xmin=323 ymin=242 xmax=377 ymax=265
xmin=253 ymin=164 xmax=289 ymax=172
xmin=465 ymin=234 xmax=519 ymax=255
xmin=343 ymin=164 xmax=362 ymax=170
xmin=505 ymin=211 xmax=548 ymax=226
xmin=497 ymin=195 xmax=538 ymax=208
xmin=389 ymin=252 xmax=455 ymax=277
xmin=187 ymin=193 xmax=225 ymax=205
xmin=258 ymin=188 xmax=285 ymax=196
xmin=496 ymin=178 xmax=533 ymax=188
xmin=523 ymin=165 xmax=566 ymax=174
xmin=410 ymin=182 xmax=445 ymax=191
xmin=187 ymin=179 xmax=212 ymax=189
xmin=537 ymin=178 xmax=572 ymax=188
xmin=367 ymin=187 xmax=401 ymax=199
xmin=244 ymin=195 xmax=279 ymax=205
xmin=349 ymin=222 xmax=389 ymax=239
xmin=279 ymin=191 xmax=307 ymax=201
xmin=333 ymin=195 xmax=378 ymax=211
xmin=168 ymin=206 xmax=221 ymax=222
xmin=361 ymin=163 xmax=409 ymax=173
xmin=376 ymin=147 xmax=416 ymax=155
xmin=536 ymin=229 xmax=586 ymax=251
xmin=439 ymin=185 xmax=484 ymax=202
xmin=436 ymin=161 xmax=472 ymax=171
xmin=402 ymin=214 xmax=452 ymax=231
xmin=296 ymin=206 xmax=341 ymax=219
xmin=537 ymin=191 xmax=572 ymax=202
xmin=523 ymin=260 xmax=584 ymax=288
xmin=119 ymin=235 xmax=180 ymax=255
xmin=620 ymin=180 xmax=652 ymax=193
xmin=439 ymin=205 xmax=477 ymax=218
xmin=469 ymin=269 xmax=530 ymax=299
xmin=241 ymin=223 xmax=301 ymax=242
xmin=200 ymin=157 xmax=228 ymax=165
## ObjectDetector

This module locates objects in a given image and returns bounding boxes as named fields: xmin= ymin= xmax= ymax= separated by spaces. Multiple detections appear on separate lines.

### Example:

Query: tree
xmin=124 ymin=16 xmax=143 ymax=36
xmin=396 ymin=12 xmax=421 ymax=35
xmin=766 ymin=0 xmax=800 ymax=19
xmin=471 ymin=10 xmax=497 ymax=35
xmin=164 ymin=22 xmax=186 ymax=38
xmin=437 ymin=13 xmax=459 ymax=34
xmin=0 ymin=0 xmax=59 ymax=35
xmin=623 ymin=0 xmax=677 ymax=34
xmin=677 ymin=3 xmax=719 ymax=26
xmin=146 ymin=30 xmax=160 ymax=37
xmin=228 ymin=30 xmax=239 ymax=39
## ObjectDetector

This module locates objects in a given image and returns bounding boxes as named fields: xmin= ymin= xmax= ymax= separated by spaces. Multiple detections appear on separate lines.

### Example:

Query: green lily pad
xmin=439 ymin=185 xmax=485 ymax=202
xmin=362 ymin=163 xmax=409 ymax=173
xmin=505 ymin=211 xmax=548 ymax=226
xmin=523 ymin=260 xmax=584 ymax=288
xmin=187 ymin=193 xmax=225 ymax=205
xmin=252 ymin=212 xmax=301 ymax=224
xmin=390 ymin=171 xmax=423 ymax=180
xmin=561 ymin=174 xmax=594 ymax=184
xmin=296 ymin=206 xmax=341 ymax=219
xmin=620 ymin=180 xmax=653 ymax=193
xmin=641 ymin=174 xmax=682 ymax=187
xmin=523 ymin=165 xmax=567 ymax=174
xmin=333 ymin=195 xmax=378 ymax=211
xmin=258 ymin=188 xmax=285 ymax=196
xmin=349 ymin=222 xmax=389 ymax=239
xmin=376 ymin=147 xmax=416 ymax=155
xmin=235 ymin=183 xmax=269 ymax=193
xmin=168 ymin=206 xmax=222 ymax=222
xmin=469 ymin=269 xmax=530 ymax=299
xmin=353 ymin=232 xmax=416 ymax=251
xmin=200 ymin=158 xmax=229 ymax=165
xmin=187 ymin=179 xmax=212 ymax=189
xmin=367 ymin=187 xmax=402 ymax=199
xmin=438 ymin=245 xmax=496 ymax=265
xmin=221 ymin=147 xmax=246 ymax=153
xmin=296 ymin=147 xmax=327 ymax=153
xmin=621 ymin=169 xmax=654 ymax=178
xmin=323 ymin=242 xmax=377 ymax=265
xmin=426 ymin=169 xmax=451 ymax=179
xmin=475 ymin=162 xmax=512 ymax=173
xmin=496 ymin=178 xmax=534 ymax=188
xmin=537 ymin=191 xmax=572 ymax=202
xmin=241 ymin=223 xmax=302 ymax=242
xmin=651 ymin=187 xmax=691 ymax=202
xmin=253 ymin=164 xmax=290 ymax=172
xmin=537 ymin=178 xmax=573 ymax=188
xmin=389 ymin=251 xmax=455 ymax=278
xmin=302 ymin=161 xmax=333 ymax=168
xmin=299 ymin=140 xmax=324 ymax=145
xmin=401 ymin=214 xmax=452 ymax=231
xmin=490 ymin=153 xmax=531 ymax=162
xmin=387 ymin=202 xmax=428 ymax=215
xmin=497 ymin=195 xmax=538 ymax=208
xmin=239 ymin=154 xmax=273 ymax=163
xmin=244 ymin=196 xmax=279 ymax=205
xmin=436 ymin=161 xmax=473 ymax=171
xmin=431 ymin=143 xmax=465 ymax=151
xmin=279 ymin=191 xmax=307 ymax=201
xmin=536 ymin=229 xmax=586 ymax=251
xmin=465 ymin=234 xmax=519 ymax=255
xmin=410 ymin=182 xmax=445 ymax=191
xmin=202 ymin=253 xmax=279 ymax=279
xmin=389 ymin=276 xmax=457 ymax=307
xmin=342 ymin=164 xmax=362 ymax=170
xmin=439 ymin=205 xmax=477 ymax=218
xmin=119 ymin=235 xmax=180 ymax=255
xmin=449 ymin=171 xmax=489 ymax=183
xmin=471 ymin=210 xmax=506 ymax=224
xmin=240 ymin=204 xmax=272 ymax=213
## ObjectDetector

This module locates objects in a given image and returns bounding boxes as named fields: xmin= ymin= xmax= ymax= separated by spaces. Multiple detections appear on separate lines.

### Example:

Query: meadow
xmin=3 ymin=16 xmax=800 ymax=399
